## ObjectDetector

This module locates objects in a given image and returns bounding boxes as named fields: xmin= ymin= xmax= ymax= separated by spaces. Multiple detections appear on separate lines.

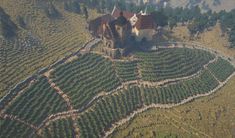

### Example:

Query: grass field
xmin=171 ymin=24 xmax=235 ymax=58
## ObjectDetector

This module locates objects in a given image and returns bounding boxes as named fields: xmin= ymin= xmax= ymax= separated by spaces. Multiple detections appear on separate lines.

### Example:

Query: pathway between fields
xmin=42 ymin=72 xmax=80 ymax=138
xmin=0 ymin=114 xmax=37 ymax=130
xmin=37 ymin=56 xmax=218 ymax=131
xmin=103 ymin=71 xmax=235 ymax=138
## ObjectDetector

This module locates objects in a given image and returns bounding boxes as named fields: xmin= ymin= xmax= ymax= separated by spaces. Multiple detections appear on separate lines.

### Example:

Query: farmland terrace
xmin=0 ymin=39 xmax=234 ymax=138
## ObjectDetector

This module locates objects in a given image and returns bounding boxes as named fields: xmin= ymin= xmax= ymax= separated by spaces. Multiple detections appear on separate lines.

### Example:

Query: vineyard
xmin=41 ymin=118 xmax=75 ymax=138
xmin=0 ymin=47 xmax=234 ymax=138
xmin=50 ymin=53 xmax=121 ymax=109
xmin=0 ymin=0 xmax=93 ymax=98
xmin=114 ymin=61 xmax=139 ymax=82
xmin=3 ymin=77 xmax=68 ymax=126
xmin=208 ymin=58 xmax=235 ymax=82
xmin=135 ymin=48 xmax=215 ymax=82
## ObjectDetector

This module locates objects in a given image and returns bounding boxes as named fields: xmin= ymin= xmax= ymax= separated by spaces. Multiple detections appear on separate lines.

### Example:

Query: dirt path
xmin=0 ymin=79 xmax=36 ymax=114
xmin=43 ymin=72 xmax=80 ymax=138
xmin=36 ymin=56 xmax=217 ymax=131
xmin=103 ymin=71 xmax=235 ymax=138
xmin=0 ymin=114 xmax=38 ymax=130
xmin=1 ymin=39 xmax=234 ymax=138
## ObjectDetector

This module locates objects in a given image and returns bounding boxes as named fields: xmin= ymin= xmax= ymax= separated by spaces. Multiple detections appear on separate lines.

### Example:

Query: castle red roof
xmin=135 ymin=15 xmax=156 ymax=30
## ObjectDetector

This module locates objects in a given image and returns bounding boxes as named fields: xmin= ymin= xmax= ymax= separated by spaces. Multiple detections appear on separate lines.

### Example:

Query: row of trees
xmin=219 ymin=9 xmax=235 ymax=48
xmin=149 ymin=6 xmax=235 ymax=48
xmin=44 ymin=1 xmax=89 ymax=20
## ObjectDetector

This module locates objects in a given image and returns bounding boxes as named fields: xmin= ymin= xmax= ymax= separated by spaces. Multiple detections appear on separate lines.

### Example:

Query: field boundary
xmin=104 ymin=71 xmax=235 ymax=138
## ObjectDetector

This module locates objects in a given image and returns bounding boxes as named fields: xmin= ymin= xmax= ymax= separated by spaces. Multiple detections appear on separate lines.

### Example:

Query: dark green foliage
xmin=219 ymin=9 xmax=235 ymax=48
xmin=41 ymin=118 xmax=75 ymax=138
xmin=135 ymin=48 xmax=215 ymax=82
xmin=17 ymin=15 xmax=27 ymax=28
xmin=0 ymin=118 xmax=35 ymax=138
xmin=50 ymin=53 xmax=121 ymax=109
xmin=151 ymin=10 xmax=168 ymax=27
xmin=4 ymin=77 xmax=68 ymax=125
xmin=64 ymin=0 xmax=81 ymax=14
xmin=114 ymin=61 xmax=139 ymax=82
xmin=168 ymin=17 xmax=177 ymax=30
xmin=0 ymin=7 xmax=17 ymax=39
xmin=208 ymin=58 xmax=235 ymax=82
xmin=82 ymin=6 xmax=89 ymax=20
xmin=143 ymin=70 xmax=219 ymax=105
xmin=45 ymin=3 xmax=61 ymax=19
xmin=77 ymin=86 xmax=143 ymax=137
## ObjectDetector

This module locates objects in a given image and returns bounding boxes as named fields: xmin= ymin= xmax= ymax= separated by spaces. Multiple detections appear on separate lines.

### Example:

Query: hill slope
xmin=0 ymin=0 xmax=94 ymax=98
xmin=169 ymin=0 xmax=235 ymax=12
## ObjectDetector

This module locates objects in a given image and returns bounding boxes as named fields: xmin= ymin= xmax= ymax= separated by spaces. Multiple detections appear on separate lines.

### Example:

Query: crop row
xmin=135 ymin=48 xmax=215 ymax=81
xmin=143 ymin=70 xmax=219 ymax=105
xmin=208 ymin=58 xmax=235 ymax=82
xmin=0 ymin=118 xmax=35 ymax=138
xmin=51 ymin=53 xmax=121 ymax=109
xmin=77 ymin=86 xmax=143 ymax=138
xmin=4 ymin=77 xmax=68 ymax=125
xmin=40 ymin=118 xmax=75 ymax=138
xmin=76 ymin=69 xmax=219 ymax=138
xmin=114 ymin=61 xmax=139 ymax=82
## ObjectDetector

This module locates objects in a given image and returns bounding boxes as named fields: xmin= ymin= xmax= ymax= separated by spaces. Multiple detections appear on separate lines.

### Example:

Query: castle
xmin=89 ymin=6 xmax=157 ymax=58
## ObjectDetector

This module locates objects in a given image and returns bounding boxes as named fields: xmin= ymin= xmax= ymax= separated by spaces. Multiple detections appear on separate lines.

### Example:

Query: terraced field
xmin=0 ymin=47 xmax=234 ymax=138
xmin=0 ymin=0 xmax=94 ymax=98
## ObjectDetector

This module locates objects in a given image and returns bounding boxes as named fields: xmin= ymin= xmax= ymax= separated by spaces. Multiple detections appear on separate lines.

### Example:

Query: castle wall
xmin=133 ymin=27 xmax=156 ymax=41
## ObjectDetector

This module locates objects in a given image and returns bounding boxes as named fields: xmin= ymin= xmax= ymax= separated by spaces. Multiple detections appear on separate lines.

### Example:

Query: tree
xmin=187 ymin=21 xmax=198 ymax=36
xmin=17 ymin=16 xmax=27 ymax=28
xmin=45 ymin=2 xmax=61 ymax=19
xmin=151 ymin=10 xmax=168 ymax=27
xmin=168 ymin=17 xmax=177 ymax=30
xmin=83 ymin=6 xmax=89 ymax=20
xmin=64 ymin=0 xmax=81 ymax=14
xmin=99 ymin=0 xmax=106 ymax=13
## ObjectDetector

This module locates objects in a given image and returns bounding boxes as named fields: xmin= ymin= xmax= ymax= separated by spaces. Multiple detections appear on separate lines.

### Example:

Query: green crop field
xmin=0 ymin=0 xmax=96 ymax=98
xmin=1 ymin=47 xmax=234 ymax=138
